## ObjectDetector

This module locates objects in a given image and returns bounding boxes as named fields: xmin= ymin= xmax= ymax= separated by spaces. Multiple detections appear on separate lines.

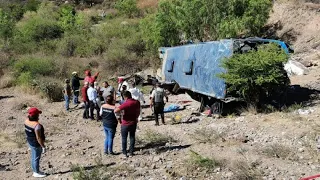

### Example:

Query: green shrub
xmin=115 ymin=0 xmax=140 ymax=18
xmin=187 ymin=150 xmax=221 ymax=170
xmin=14 ymin=56 xmax=56 ymax=77
xmin=16 ymin=72 xmax=33 ymax=86
xmin=219 ymin=44 xmax=289 ymax=104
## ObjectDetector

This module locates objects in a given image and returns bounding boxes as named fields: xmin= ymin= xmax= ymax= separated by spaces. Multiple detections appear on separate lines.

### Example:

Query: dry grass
xmin=139 ymin=129 xmax=177 ymax=146
xmin=0 ymin=72 xmax=14 ymax=89
xmin=191 ymin=128 xmax=226 ymax=144
xmin=137 ymin=0 xmax=159 ymax=9
xmin=240 ymin=104 xmax=258 ymax=115
xmin=230 ymin=160 xmax=263 ymax=180
xmin=260 ymin=143 xmax=296 ymax=160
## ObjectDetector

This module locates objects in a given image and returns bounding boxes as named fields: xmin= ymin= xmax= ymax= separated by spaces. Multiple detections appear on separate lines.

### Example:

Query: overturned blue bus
xmin=159 ymin=38 xmax=293 ymax=111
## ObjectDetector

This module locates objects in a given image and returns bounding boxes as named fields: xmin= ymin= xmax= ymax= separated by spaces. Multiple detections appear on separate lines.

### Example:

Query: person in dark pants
xmin=87 ymin=82 xmax=99 ymax=120
xmin=114 ymin=91 xmax=140 ymax=158
xmin=71 ymin=72 xmax=84 ymax=104
xmin=100 ymin=95 xmax=119 ymax=155
xmin=151 ymin=82 xmax=168 ymax=126
xmin=24 ymin=107 xmax=47 ymax=178
xmin=81 ymin=81 xmax=89 ymax=119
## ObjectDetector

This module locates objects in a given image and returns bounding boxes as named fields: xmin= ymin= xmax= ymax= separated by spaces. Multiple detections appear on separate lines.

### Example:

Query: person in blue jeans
xmin=100 ymin=95 xmax=119 ymax=155
xmin=114 ymin=91 xmax=140 ymax=158
xmin=62 ymin=79 xmax=72 ymax=111
xmin=24 ymin=107 xmax=47 ymax=178
xmin=71 ymin=72 xmax=84 ymax=104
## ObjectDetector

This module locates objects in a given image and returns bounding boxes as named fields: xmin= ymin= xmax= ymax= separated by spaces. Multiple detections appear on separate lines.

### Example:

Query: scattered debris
xmin=284 ymin=60 xmax=309 ymax=76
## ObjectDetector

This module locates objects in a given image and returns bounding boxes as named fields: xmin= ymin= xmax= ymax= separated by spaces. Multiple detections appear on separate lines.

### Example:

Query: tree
xmin=219 ymin=44 xmax=290 ymax=104
xmin=0 ymin=9 xmax=15 ymax=42
xmin=141 ymin=0 xmax=272 ymax=51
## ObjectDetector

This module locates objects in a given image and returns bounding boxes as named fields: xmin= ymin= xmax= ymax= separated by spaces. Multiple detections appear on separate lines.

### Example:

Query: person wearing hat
xmin=62 ymin=79 xmax=72 ymax=111
xmin=24 ymin=107 xmax=47 ymax=178
xmin=84 ymin=70 xmax=99 ymax=84
xmin=71 ymin=71 xmax=84 ymax=104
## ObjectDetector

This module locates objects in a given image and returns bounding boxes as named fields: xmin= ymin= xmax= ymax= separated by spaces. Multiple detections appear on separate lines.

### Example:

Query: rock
xmin=311 ymin=165 xmax=316 ymax=170
xmin=284 ymin=60 xmax=309 ymax=76
xmin=298 ymin=148 xmax=305 ymax=153
xmin=152 ymin=164 xmax=157 ymax=169
xmin=153 ymin=156 xmax=161 ymax=162
xmin=179 ymin=177 xmax=186 ymax=180
xmin=214 ymin=167 xmax=221 ymax=173
xmin=7 ymin=116 xmax=15 ymax=120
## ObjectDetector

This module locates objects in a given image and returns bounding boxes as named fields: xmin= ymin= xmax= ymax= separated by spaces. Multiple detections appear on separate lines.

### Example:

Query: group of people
xmin=25 ymin=70 xmax=169 ymax=178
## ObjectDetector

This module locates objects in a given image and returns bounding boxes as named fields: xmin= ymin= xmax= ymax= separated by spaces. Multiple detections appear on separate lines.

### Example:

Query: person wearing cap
xmin=24 ymin=107 xmax=47 ymax=178
xmin=117 ymin=77 xmax=129 ymax=93
xmin=62 ymin=79 xmax=72 ymax=111
xmin=71 ymin=72 xmax=84 ymax=104
xmin=81 ymin=81 xmax=90 ymax=119
xmin=84 ymin=70 xmax=99 ymax=84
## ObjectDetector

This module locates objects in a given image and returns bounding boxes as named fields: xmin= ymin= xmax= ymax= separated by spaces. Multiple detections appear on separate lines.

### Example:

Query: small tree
xmin=219 ymin=44 xmax=290 ymax=104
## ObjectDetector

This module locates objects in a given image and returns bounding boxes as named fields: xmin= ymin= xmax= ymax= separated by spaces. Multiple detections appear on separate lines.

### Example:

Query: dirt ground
xmin=1 ymin=1 xmax=320 ymax=180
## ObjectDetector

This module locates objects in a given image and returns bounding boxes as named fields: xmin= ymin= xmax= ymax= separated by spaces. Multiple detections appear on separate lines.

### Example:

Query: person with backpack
xmin=150 ymin=82 xmax=168 ymax=126
xmin=24 ymin=107 xmax=47 ymax=178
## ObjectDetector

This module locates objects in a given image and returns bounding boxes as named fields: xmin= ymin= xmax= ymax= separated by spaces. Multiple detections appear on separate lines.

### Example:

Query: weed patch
xmin=139 ymin=129 xmax=177 ymax=147
xmin=192 ymin=128 xmax=226 ymax=144
xmin=260 ymin=143 xmax=295 ymax=160
xmin=230 ymin=160 xmax=263 ymax=180
xmin=71 ymin=164 xmax=109 ymax=180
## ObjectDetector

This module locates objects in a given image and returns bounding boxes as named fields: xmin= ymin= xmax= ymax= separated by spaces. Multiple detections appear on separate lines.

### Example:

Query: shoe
xmin=109 ymin=152 xmax=116 ymax=155
xmin=104 ymin=151 xmax=109 ymax=155
xmin=162 ymin=122 xmax=166 ymax=125
xmin=33 ymin=172 xmax=47 ymax=178
xmin=121 ymin=154 xmax=128 ymax=159
xmin=155 ymin=123 xmax=159 ymax=126
xmin=129 ymin=153 xmax=134 ymax=157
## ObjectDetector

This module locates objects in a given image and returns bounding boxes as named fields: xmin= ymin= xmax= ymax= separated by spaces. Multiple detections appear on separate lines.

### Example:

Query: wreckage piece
xmin=159 ymin=38 xmax=293 ymax=113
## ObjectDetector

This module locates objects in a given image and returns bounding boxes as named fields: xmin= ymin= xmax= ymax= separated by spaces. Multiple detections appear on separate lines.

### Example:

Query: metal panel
xmin=162 ymin=40 xmax=233 ymax=99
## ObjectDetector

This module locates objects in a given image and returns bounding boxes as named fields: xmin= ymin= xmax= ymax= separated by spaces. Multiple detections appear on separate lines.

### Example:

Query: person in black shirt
xmin=100 ymin=95 xmax=119 ymax=155
xmin=71 ymin=71 xmax=84 ymax=104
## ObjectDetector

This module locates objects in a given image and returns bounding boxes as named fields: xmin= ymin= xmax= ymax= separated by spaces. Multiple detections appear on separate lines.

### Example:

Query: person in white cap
xmin=71 ymin=71 xmax=84 ymax=104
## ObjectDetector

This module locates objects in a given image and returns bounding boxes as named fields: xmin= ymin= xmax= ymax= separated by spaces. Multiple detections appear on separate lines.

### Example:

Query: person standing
xmin=101 ymin=81 xmax=116 ymax=104
xmin=87 ymin=82 xmax=99 ymax=120
xmin=151 ymin=82 xmax=168 ymax=126
xmin=62 ymin=79 xmax=72 ymax=111
xmin=128 ymin=83 xmax=145 ymax=121
xmin=117 ymin=77 xmax=129 ymax=93
xmin=94 ymin=81 xmax=102 ymax=111
xmin=100 ymin=95 xmax=119 ymax=155
xmin=84 ymin=70 xmax=99 ymax=84
xmin=71 ymin=71 xmax=84 ymax=104
xmin=114 ymin=91 xmax=140 ymax=158
xmin=24 ymin=107 xmax=47 ymax=178
xmin=81 ymin=81 xmax=89 ymax=119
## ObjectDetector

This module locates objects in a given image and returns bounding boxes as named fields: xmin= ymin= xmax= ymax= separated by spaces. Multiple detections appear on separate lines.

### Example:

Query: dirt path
xmin=1 ymin=86 xmax=320 ymax=180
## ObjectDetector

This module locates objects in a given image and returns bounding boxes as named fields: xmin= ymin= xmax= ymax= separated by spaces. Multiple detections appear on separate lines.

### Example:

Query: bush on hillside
xmin=13 ymin=56 xmax=56 ymax=77
xmin=141 ymin=0 xmax=272 ymax=51
xmin=115 ymin=0 xmax=140 ymax=18
xmin=219 ymin=44 xmax=290 ymax=104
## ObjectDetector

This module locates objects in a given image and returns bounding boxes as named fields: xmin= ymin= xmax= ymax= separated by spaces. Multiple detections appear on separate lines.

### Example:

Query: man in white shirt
xmin=128 ymin=83 xmax=145 ymax=121
xmin=87 ymin=83 xmax=100 ymax=120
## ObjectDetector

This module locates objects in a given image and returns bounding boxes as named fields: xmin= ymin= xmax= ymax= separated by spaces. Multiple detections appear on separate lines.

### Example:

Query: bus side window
xmin=167 ymin=60 xmax=174 ymax=72
xmin=183 ymin=60 xmax=194 ymax=75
